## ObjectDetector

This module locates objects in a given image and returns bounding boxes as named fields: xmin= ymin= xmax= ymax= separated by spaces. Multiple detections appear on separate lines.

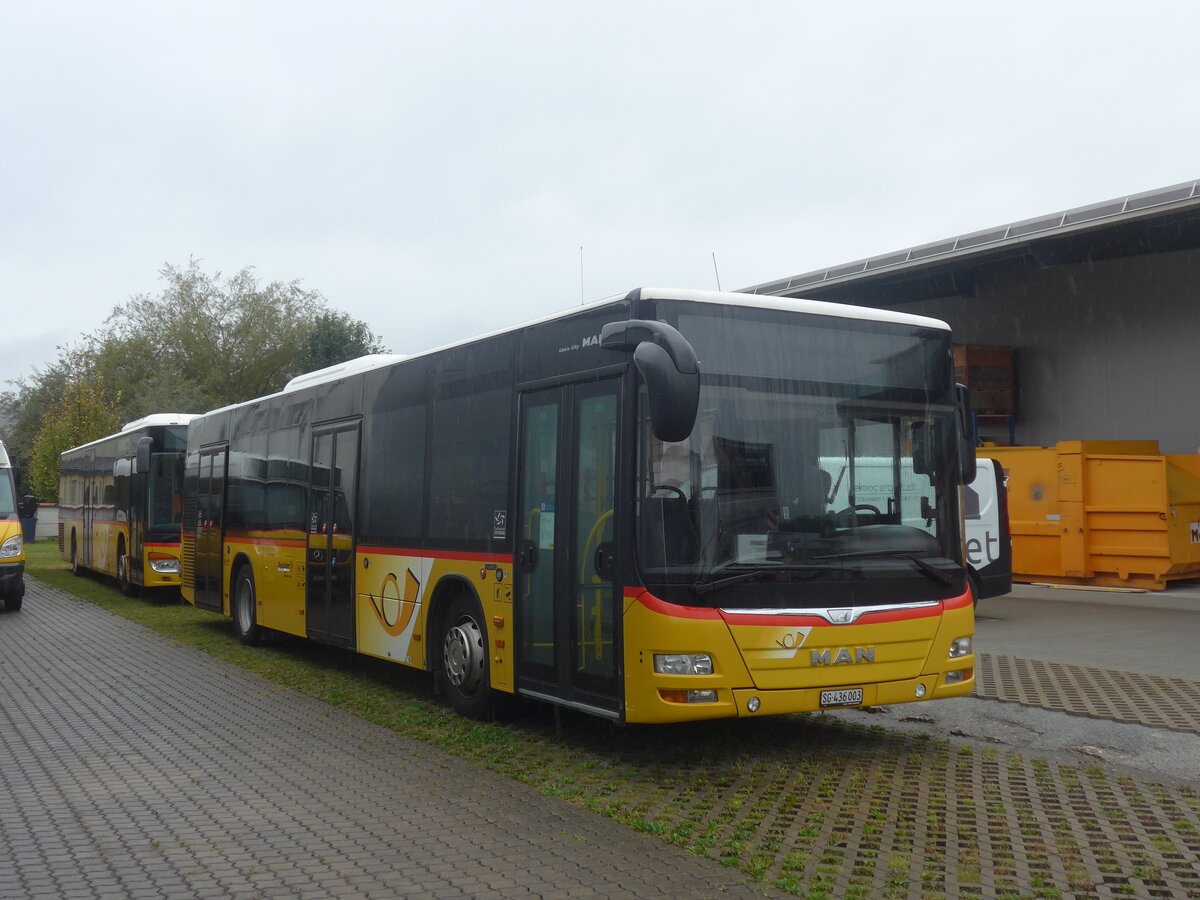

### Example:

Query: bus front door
xmin=515 ymin=379 xmax=621 ymax=717
xmin=306 ymin=423 xmax=360 ymax=649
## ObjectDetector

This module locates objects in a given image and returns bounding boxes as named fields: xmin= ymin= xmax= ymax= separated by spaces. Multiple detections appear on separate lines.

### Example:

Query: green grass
xmin=21 ymin=540 xmax=1200 ymax=898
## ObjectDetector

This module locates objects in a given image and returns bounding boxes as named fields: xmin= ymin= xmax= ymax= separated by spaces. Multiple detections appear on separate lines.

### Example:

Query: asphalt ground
xmin=2 ymin=575 xmax=1200 ymax=898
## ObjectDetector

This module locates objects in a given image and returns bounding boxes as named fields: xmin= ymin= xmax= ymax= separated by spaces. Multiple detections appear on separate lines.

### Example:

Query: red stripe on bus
xmin=633 ymin=588 xmax=969 ymax=626
xmin=357 ymin=545 xmax=514 ymax=564
xmin=630 ymin=590 xmax=723 ymax=620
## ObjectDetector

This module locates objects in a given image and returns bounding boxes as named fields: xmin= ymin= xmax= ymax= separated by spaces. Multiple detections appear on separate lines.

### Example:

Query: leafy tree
xmin=28 ymin=376 xmax=123 ymax=503
xmin=98 ymin=259 xmax=330 ymax=415
xmin=297 ymin=310 xmax=389 ymax=374
xmin=2 ymin=259 xmax=386 ymax=500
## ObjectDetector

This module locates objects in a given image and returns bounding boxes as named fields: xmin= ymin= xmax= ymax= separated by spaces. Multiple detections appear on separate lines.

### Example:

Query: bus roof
xmin=637 ymin=287 xmax=950 ymax=331
xmin=200 ymin=287 xmax=953 ymax=415
xmin=121 ymin=413 xmax=200 ymax=432
xmin=60 ymin=414 xmax=198 ymax=458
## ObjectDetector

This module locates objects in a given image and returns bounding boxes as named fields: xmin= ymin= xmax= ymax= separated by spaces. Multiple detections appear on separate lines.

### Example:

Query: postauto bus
xmin=0 ymin=439 xmax=24 ymax=611
xmin=180 ymin=288 xmax=978 ymax=723
xmin=59 ymin=415 xmax=195 ymax=595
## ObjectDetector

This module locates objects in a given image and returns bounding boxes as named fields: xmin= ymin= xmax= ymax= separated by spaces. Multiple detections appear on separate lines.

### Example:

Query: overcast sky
xmin=4 ymin=2 xmax=1199 ymax=393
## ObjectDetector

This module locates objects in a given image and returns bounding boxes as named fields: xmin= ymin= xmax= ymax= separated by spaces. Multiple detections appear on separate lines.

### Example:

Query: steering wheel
xmin=836 ymin=503 xmax=881 ymax=526
xmin=650 ymin=484 xmax=686 ymax=500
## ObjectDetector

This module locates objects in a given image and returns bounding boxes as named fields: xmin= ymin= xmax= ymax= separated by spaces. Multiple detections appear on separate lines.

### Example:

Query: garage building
xmin=742 ymin=179 xmax=1200 ymax=454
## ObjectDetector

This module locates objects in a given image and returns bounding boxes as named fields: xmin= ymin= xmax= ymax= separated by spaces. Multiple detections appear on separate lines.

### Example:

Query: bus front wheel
xmin=117 ymin=541 xmax=138 ymax=596
xmin=232 ymin=566 xmax=262 ymax=646
xmin=440 ymin=594 xmax=490 ymax=719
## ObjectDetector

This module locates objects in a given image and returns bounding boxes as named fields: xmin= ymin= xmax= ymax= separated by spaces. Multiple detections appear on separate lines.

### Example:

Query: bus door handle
xmin=594 ymin=542 xmax=616 ymax=579
xmin=517 ymin=541 xmax=538 ymax=571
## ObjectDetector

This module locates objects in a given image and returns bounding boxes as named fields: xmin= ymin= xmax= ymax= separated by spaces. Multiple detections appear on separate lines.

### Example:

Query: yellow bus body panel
xmin=354 ymin=551 xmax=515 ymax=691
xmin=0 ymin=518 xmax=23 ymax=586
xmin=141 ymin=543 xmax=184 ymax=589
xmin=622 ymin=591 xmax=974 ymax=725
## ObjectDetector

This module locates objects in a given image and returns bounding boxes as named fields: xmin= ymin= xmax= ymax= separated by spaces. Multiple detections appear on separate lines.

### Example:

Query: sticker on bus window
xmin=493 ymin=510 xmax=507 ymax=539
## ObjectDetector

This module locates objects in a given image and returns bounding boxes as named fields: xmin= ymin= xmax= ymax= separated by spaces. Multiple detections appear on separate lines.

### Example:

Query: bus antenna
xmin=580 ymin=246 xmax=585 ymax=305
xmin=712 ymin=252 xmax=722 ymax=291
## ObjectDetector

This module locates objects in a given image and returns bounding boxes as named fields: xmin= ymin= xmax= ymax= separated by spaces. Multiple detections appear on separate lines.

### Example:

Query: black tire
xmin=117 ymin=541 xmax=138 ymax=596
xmin=2 ymin=584 xmax=22 ymax=612
xmin=71 ymin=535 xmax=82 ymax=576
xmin=231 ymin=565 xmax=262 ymax=645
xmin=440 ymin=593 xmax=491 ymax=720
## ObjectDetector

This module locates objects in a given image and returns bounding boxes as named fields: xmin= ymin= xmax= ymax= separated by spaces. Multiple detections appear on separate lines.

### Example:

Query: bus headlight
xmin=949 ymin=637 xmax=973 ymax=659
xmin=0 ymin=535 xmax=21 ymax=558
xmin=148 ymin=553 xmax=180 ymax=574
xmin=654 ymin=653 xmax=714 ymax=676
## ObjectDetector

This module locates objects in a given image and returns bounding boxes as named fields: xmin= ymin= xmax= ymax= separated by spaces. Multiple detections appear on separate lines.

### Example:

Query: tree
xmin=28 ymin=376 xmax=123 ymax=503
xmin=98 ymin=259 xmax=331 ymax=414
xmin=2 ymin=259 xmax=387 ymax=499
xmin=297 ymin=310 xmax=389 ymax=374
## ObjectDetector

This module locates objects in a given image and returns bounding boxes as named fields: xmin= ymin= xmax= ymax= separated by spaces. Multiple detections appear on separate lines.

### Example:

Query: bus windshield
xmin=0 ymin=471 xmax=15 ymax=519
xmin=148 ymin=452 xmax=185 ymax=529
xmin=636 ymin=303 xmax=964 ymax=607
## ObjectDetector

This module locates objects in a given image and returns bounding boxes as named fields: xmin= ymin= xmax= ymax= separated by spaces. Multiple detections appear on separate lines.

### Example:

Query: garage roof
xmin=741 ymin=179 xmax=1200 ymax=306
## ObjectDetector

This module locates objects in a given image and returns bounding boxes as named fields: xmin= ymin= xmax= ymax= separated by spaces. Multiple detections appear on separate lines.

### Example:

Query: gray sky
xmin=4 ymin=1 xmax=1199 ymax=392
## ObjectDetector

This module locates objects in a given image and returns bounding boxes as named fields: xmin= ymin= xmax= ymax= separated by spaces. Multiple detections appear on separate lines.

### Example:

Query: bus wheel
xmin=232 ymin=566 xmax=261 ymax=646
xmin=440 ymin=594 xmax=490 ymax=719
xmin=117 ymin=543 xmax=138 ymax=596
xmin=2 ymin=584 xmax=22 ymax=612
xmin=71 ymin=536 xmax=82 ymax=577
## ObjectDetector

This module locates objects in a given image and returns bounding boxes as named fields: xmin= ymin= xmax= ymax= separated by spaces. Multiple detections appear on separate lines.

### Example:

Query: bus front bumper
xmin=731 ymin=670 xmax=975 ymax=717
xmin=0 ymin=561 xmax=25 ymax=594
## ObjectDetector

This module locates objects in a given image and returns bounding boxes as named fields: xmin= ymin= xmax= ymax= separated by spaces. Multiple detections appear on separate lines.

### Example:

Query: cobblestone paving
xmin=0 ymin=580 xmax=781 ymax=899
xmin=978 ymin=653 xmax=1200 ymax=734
xmin=4 ymin=579 xmax=1200 ymax=899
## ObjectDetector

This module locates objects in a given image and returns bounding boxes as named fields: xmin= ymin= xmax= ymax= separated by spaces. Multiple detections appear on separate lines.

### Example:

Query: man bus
xmin=0 ymin=439 xmax=25 ymax=611
xmin=180 ymin=288 xmax=977 ymax=724
xmin=59 ymin=414 xmax=195 ymax=595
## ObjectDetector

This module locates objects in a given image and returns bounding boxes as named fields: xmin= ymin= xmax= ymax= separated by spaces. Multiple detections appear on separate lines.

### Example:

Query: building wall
xmin=891 ymin=246 xmax=1200 ymax=453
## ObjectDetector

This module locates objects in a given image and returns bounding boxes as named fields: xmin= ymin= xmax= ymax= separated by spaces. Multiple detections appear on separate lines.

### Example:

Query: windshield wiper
xmin=694 ymin=563 xmax=826 ymax=596
xmin=811 ymin=549 xmax=958 ymax=586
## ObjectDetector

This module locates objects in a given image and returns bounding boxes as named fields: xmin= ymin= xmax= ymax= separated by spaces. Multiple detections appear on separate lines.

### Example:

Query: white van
xmin=964 ymin=458 xmax=1011 ymax=601
xmin=820 ymin=455 xmax=1011 ymax=603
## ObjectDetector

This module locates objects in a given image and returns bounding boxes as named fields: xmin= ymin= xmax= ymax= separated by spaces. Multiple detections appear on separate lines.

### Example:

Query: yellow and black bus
xmin=181 ymin=288 xmax=978 ymax=723
xmin=0 ymin=439 xmax=25 ymax=611
xmin=59 ymin=414 xmax=195 ymax=595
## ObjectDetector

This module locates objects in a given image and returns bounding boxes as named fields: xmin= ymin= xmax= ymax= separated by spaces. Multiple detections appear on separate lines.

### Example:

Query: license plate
xmin=820 ymin=688 xmax=863 ymax=708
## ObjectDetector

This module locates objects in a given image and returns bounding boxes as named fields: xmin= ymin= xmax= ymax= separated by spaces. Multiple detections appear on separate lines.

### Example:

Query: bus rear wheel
xmin=232 ymin=566 xmax=261 ymax=646
xmin=71 ymin=535 xmax=82 ymax=576
xmin=440 ymin=594 xmax=490 ymax=719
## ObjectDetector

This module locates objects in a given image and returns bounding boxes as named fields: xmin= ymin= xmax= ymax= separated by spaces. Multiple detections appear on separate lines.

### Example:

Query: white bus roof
xmin=282 ymin=354 xmax=408 ymax=394
xmin=61 ymin=414 xmax=198 ymax=457
xmin=121 ymin=413 xmax=200 ymax=432
xmin=199 ymin=288 xmax=952 ymax=419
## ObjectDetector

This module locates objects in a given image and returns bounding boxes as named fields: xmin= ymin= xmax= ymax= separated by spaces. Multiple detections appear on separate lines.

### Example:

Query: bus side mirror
xmin=601 ymin=319 xmax=700 ymax=443
xmin=912 ymin=421 xmax=934 ymax=476
xmin=956 ymin=383 xmax=977 ymax=484
xmin=135 ymin=436 xmax=154 ymax=475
